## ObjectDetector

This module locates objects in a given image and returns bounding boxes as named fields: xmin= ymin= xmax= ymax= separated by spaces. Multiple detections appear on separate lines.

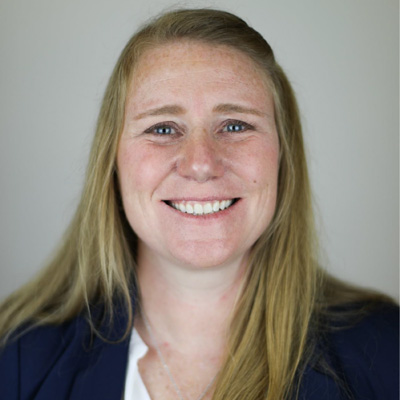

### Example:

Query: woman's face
xmin=117 ymin=41 xmax=279 ymax=269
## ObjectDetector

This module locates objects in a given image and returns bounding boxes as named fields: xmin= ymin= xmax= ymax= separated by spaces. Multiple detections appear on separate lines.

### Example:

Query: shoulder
xmin=0 ymin=317 xmax=88 ymax=400
xmin=327 ymin=303 xmax=398 ymax=366
xmin=329 ymin=302 xmax=398 ymax=348
xmin=0 ymin=313 xmax=131 ymax=400
xmin=324 ymin=303 xmax=398 ymax=399
xmin=299 ymin=303 xmax=398 ymax=400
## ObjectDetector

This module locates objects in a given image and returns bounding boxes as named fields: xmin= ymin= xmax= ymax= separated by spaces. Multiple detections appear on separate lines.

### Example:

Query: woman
xmin=0 ymin=8 xmax=398 ymax=400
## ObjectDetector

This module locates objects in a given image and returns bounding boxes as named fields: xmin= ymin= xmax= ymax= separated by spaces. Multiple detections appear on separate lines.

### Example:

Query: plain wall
xmin=0 ymin=0 xmax=398 ymax=300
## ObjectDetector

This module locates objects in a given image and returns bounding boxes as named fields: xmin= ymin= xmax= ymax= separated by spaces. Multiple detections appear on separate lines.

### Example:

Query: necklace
xmin=141 ymin=312 xmax=218 ymax=400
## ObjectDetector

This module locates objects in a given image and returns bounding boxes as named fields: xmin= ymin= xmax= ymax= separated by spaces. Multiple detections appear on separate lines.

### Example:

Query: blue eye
xmin=223 ymin=120 xmax=252 ymax=133
xmin=226 ymin=123 xmax=244 ymax=132
xmin=145 ymin=123 xmax=177 ymax=135
xmin=155 ymin=126 xmax=174 ymax=135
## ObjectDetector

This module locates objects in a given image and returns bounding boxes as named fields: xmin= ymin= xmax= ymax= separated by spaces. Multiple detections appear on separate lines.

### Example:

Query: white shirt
xmin=124 ymin=328 xmax=151 ymax=400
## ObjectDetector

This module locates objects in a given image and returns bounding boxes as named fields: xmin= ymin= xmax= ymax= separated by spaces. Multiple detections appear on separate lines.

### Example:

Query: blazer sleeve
xmin=0 ymin=316 xmax=130 ymax=400
xmin=328 ymin=304 xmax=399 ymax=400
xmin=0 ymin=321 xmax=84 ymax=400
xmin=0 ymin=333 xmax=20 ymax=400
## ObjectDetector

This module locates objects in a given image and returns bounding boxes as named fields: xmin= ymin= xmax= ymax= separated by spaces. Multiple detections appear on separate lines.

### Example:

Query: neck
xmin=135 ymin=244 xmax=248 ymax=354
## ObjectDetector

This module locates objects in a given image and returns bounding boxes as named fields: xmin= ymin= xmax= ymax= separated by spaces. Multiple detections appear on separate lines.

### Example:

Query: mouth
xmin=164 ymin=198 xmax=239 ymax=216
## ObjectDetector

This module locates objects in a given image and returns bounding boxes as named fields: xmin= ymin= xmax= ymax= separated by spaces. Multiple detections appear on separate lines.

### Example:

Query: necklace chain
xmin=141 ymin=312 xmax=217 ymax=400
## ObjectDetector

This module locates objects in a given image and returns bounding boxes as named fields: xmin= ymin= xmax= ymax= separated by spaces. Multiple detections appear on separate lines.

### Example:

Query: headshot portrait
xmin=0 ymin=1 xmax=398 ymax=399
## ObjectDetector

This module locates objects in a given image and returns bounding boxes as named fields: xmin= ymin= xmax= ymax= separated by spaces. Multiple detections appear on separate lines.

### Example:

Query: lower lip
xmin=162 ymin=199 xmax=240 ymax=220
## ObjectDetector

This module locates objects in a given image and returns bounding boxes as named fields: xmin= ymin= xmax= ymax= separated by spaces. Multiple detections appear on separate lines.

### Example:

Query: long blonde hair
xmin=0 ymin=8 xmax=392 ymax=399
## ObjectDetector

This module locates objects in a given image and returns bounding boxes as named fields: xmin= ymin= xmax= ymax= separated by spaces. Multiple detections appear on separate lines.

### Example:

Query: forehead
xmin=127 ymin=40 xmax=272 ymax=107
xmin=126 ymin=40 xmax=274 ymax=115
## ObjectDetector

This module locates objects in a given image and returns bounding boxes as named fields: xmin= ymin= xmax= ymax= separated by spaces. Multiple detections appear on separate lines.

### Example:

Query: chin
xmin=169 ymin=241 xmax=244 ymax=270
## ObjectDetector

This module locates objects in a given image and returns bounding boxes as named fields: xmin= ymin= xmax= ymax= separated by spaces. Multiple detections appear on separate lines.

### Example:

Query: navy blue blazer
xmin=0 ymin=304 xmax=398 ymax=400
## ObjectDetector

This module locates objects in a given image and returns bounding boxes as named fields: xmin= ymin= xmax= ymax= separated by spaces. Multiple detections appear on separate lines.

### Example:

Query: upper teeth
xmin=169 ymin=199 xmax=234 ymax=215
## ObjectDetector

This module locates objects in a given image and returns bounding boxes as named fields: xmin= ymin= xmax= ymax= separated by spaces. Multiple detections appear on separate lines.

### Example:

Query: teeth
xmin=194 ymin=204 xmax=203 ymax=215
xmin=203 ymin=203 xmax=213 ymax=214
xmin=169 ymin=199 xmax=236 ymax=215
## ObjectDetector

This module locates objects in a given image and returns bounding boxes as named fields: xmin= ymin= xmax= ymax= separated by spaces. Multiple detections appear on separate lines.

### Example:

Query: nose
xmin=176 ymin=129 xmax=224 ymax=182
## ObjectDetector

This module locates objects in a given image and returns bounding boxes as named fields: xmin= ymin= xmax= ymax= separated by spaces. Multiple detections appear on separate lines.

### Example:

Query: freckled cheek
xmin=117 ymin=144 xmax=174 ymax=195
xmin=229 ymin=143 xmax=280 ymax=185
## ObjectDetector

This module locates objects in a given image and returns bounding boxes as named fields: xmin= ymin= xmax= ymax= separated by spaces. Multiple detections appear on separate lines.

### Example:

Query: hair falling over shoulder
xmin=0 ymin=8 xmax=395 ymax=400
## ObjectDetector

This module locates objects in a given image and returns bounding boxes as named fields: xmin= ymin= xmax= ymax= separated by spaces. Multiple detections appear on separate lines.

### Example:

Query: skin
xmin=117 ymin=41 xmax=280 ymax=399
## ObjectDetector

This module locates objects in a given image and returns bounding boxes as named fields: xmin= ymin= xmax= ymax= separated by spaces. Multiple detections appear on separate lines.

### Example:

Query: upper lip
xmin=163 ymin=197 xmax=239 ymax=202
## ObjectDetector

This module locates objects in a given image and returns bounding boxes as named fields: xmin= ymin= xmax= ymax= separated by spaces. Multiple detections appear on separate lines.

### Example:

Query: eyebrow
xmin=133 ymin=105 xmax=185 ymax=120
xmin=213 ymin=103 xmax=267 ymax=117
xmin=132 ymin=103 xmax=268 ymax=120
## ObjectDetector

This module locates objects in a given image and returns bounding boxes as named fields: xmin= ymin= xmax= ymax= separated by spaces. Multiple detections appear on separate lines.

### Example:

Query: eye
xmin=155 ymin=126 xmax=175 ymax=135
xmin=226 ymin=123 xmax=244 ymax=132
xmin=144 ymin=122 xmax=178 ymax=136
xmin=222 ymin=120 xmax=253 ymax=133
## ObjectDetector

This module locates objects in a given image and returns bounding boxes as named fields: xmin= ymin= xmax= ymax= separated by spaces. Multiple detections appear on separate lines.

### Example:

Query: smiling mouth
xmin=164 ymin=198 xmax=239 ymax=216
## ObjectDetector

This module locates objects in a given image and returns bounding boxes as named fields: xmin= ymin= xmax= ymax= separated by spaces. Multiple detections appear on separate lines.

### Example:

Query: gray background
xmin=0 ymin=0 xmax=398 ymax=301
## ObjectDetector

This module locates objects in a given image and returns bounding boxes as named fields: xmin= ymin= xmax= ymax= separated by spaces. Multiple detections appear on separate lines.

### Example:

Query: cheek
xmin=117 ymin=142 xmax=174 ymax=197
xmin=230 ymin=139 xmax=280 ymax=187
xmin=255 ymin=146 xmax=279 ymax=184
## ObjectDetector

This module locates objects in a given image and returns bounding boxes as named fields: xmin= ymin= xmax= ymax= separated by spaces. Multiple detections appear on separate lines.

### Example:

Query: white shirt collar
xmin=124 ymin=327 xmax=151 ymax=400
